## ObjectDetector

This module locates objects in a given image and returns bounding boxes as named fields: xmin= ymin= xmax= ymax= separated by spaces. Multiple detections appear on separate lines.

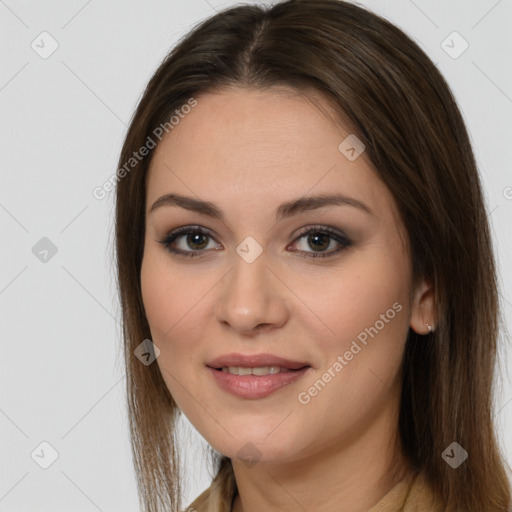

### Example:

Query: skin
xmin=140 ymin=86 xmax=435 ymax=512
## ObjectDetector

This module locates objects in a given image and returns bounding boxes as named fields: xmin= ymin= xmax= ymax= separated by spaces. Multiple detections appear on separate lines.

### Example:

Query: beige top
xmin=184 ymin=466 xmax=446 ymax=512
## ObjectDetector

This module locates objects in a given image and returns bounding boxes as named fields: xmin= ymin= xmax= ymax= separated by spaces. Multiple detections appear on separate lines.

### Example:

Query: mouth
xmin=206 ymin=352 xmax=310 ymax=371
xmin=214 ymin=366 xmax=302 ymax=376
xmin=206 ymin=353 xmax=312 ymax=399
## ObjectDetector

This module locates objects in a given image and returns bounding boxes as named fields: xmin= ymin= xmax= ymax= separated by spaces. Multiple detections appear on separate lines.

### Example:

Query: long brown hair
xmin=115 ymin=1 xmax=511 ymax=510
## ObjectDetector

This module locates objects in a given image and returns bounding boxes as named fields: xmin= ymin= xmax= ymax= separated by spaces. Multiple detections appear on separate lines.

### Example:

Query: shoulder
xmin=368 ymin=471 xmax=447 ymax=512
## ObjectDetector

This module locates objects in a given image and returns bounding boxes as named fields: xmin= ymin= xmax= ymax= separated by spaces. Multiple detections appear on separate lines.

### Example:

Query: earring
xmin=426 ymin=323 xmax=433 ymax=333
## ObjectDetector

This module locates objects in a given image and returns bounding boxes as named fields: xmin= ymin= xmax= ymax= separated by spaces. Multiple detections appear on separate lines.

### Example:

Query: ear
xmin=409 ymin=278 xmax=436 ymax=335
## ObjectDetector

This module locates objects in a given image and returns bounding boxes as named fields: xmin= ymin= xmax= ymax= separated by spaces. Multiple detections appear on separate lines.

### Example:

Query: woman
xmin=114 ymin=1 xmax=511 ymax=510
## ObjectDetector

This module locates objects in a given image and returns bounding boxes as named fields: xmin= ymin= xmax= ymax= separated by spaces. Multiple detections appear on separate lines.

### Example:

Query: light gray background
xmin=1 ymin=0 xmax=511 ymax=510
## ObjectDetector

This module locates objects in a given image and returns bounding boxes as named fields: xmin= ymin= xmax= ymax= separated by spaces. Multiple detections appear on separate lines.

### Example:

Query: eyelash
xmin=158 ymin=225 xmax=352 ymax=259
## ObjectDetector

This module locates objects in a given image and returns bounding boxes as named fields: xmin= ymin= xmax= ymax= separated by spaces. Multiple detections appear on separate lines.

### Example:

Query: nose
xmin=215 ymin=250 xmax=290 ymax=335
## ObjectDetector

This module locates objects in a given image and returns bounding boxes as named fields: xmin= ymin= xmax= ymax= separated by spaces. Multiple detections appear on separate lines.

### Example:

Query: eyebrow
xmin=149 ymin=192 xmax=374 ymax=220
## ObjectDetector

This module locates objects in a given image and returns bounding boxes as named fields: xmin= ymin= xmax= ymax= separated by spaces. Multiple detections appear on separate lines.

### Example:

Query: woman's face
xmin=141 ymin=86 xmax=427 ymax=465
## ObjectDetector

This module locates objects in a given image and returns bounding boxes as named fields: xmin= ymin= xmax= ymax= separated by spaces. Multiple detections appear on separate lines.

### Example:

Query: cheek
xmin=141 ymin=247 xmax=196 ymax=338
xmin=295 ymin=271 xmax=409 ymax=447
xmin=140 ymin=253 xmax=173 ymax=336
xmin=140 ymin=245 xmax=216 ymax=372
xmin=296 ymin=250 xmax=411 ymax=354
xmin=140 ymin=249 xmax=209 ymax=414
xmin=293 ymin=248 xmax=411 ymax=416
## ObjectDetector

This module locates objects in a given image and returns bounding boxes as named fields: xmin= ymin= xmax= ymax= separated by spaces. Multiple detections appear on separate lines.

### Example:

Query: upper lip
xmin=207 ymin=353 xmax=310 ymax=370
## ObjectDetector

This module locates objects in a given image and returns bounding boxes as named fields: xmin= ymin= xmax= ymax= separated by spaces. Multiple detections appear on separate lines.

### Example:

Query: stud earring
xmin=426 ymin=323 xmax=433 ymax=333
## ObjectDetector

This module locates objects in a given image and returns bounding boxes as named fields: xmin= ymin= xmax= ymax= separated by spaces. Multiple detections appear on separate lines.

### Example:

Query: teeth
xmin=221 ymin=366 xmax=292 ymax=375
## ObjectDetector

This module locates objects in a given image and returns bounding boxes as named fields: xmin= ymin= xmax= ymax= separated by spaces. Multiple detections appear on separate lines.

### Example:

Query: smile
xmin=219 ymin=366 xmax=293 ymax=375
xmin=207 ymin=365 xmax=311 ymax=399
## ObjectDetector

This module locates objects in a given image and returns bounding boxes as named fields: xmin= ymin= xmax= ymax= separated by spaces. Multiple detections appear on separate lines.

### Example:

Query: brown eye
xmin=304 ymin=232 xmax=331 ymax=252
xmin=159 ymin=227 xmax=220 ymax=258
xmin=290 ymin=227 xmax=352 ymax=258
xmin=184 ymin=232 xmax=209 ymax=250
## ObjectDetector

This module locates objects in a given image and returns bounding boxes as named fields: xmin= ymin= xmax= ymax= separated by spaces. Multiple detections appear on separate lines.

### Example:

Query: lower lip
xmin=207 ymin=366 xmax=311 ymax=399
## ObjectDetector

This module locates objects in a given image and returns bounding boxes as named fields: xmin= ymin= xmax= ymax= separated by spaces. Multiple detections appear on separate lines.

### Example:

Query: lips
xmin=206 ymin=352 xmax=310 ymax=370
xmin=206 ymin=352 xmax=312 ymax=399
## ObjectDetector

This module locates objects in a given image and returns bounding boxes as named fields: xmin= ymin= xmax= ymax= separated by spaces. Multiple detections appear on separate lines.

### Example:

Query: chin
xmin=208 ymin=430 xmax=302 ymax=465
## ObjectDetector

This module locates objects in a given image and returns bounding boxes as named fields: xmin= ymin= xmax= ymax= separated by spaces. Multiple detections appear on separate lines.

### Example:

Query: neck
xmin=230 ymin=407 xmax=413 ymax=512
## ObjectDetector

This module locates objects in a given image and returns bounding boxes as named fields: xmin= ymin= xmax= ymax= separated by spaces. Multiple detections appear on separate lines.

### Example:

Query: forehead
xmin=152 ymin=86 xmax=359 ymax=166
xmin=146 ymin=86 xmax=390 ymax=218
